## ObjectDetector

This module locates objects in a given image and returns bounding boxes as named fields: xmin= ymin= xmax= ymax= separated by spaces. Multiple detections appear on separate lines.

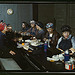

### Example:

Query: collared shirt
xmin=38 ymin=29 xmax=44 ymax=34
xmin=21 ymin=28 xmax=28 ymax=32
xmin=56 ymin=35 xmax=75 ymax=49
xmin=0 ymin=31 xmax=15 ymax=53
xmin=0 ymin=31 xmax=5 ymax=46
xmin=36 ymin=29 xmax=45 ymax=40
xmin=0 ymin=31 xmax=9 ymax=53
xmin=27 ymin=27 xmax=38 ymax=36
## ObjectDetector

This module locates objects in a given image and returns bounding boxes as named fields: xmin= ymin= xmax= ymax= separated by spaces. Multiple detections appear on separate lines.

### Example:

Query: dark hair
xmin=22 ymin=22 xmax=26 ymax=24
xmin=7 ymin=24 xmax=10 ymax=26
xmin=0 ymin=20 xmax=3 ymax=22
xmin=36 ymin=21 xmax=43 ymax=28
xmin=61 ymin=25 xmax=71 ymax=33
xmin=22 ymin=21 xmax=29 ymax=27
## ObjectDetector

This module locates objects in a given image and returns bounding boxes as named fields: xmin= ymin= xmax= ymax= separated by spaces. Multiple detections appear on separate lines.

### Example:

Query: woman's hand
xmin=43 ymin=38 xmax=51 ymax=42
xmin=18 ymin=31 xmax=22 ymax=34
xmin=18 ymin=37 xmax=22 ymax=41
xmin=13 ymin=38 xmax=18 ymax=42
xmin=69 ymin=48 xmax=75 ymax=53
xmin=9 ymin=50 xmax=16 ymax=55
xmin=33 ymin=37 xmax=37 ymax=40
xmin=30 ymin=37 xmax=37 ymax=40
xmin=58 ymin=48 xmax=64 ymax=52
xmin=43 ymin=38 xmax=46 ymax=41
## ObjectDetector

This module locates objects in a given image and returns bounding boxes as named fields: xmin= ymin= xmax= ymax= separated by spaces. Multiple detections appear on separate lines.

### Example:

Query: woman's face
xmin=31 ymin=24 xmax=35 ymax=28
xmin=36 ymin=25 xmax=40 ymax=30
xmin=22 ymin=23 xmax=25 ymax=28
xmin=0 ymin=22 xmax=3 ymax=24
xmin=47 ymin=28 xmax=53 ymax=33
xmin=7 ymin=26 xmax=12 ymax=31
xmin=62 ymin=31 xmax=70 ymax=39
xmin=4 ymin=26 xmax=7 ymax=31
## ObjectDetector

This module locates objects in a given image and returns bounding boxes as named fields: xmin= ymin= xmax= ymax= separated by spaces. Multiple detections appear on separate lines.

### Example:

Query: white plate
xmin=31 ymin=43 xmax=38 ymax=46
xmin=47 ymin=57 xmax=59 ymax=61
xmin=25 ymin=40 xmax=31 ymax=43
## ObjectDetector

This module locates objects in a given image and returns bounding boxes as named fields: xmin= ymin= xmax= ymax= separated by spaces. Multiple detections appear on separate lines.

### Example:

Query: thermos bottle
xmin=44 ymin=41 xmax=48 ymax=53
xmin=64 ymin=50 xmax=70 ymax=62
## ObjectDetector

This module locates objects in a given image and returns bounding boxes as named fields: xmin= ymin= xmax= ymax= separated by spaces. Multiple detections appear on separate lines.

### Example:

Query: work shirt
xmin=27 ymin=27 xmax=38 ymax=36
xmin=56 ymin=35 xmax=75 ymax=51
xmin=36 ymin=29 xmax=45 ymax=40
xmin=45 ymin=30 xmax=60 ymax=48
xmin=0 ymin=31 xmax=17 ymax=57
xmin=21 ymin=28 xmax=28 ymax=32
xmin=0 ymin=31 xmax=6 ymax=47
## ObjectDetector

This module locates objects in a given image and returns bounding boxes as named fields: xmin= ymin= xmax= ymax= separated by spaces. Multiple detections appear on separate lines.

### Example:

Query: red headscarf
xmin=0 ymin=23 xmax=6 ymax=31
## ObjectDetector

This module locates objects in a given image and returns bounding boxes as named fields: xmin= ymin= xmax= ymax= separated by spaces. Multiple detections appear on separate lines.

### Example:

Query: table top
xmin=5 ymin=33 xmax=75 ymax=72
xmin=17 ymin=41 xmax=75 ymax=72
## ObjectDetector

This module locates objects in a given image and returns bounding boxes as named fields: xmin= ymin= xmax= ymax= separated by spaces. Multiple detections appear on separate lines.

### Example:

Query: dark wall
xmin=17 ymin=4 xmax=33 ymax=31
xmin=54 ymin=4 xmax=67 ymax=33
xmin=38 ymin=4 xmax=75 ymax=35
xmin=33 ymin=4 xmax=38 ymax=21
xmin=0 ymin=4 xmax=33 ymax=31
xmin=54 ymin=4 xmax=75 ymax=35
xmin=0 ymin=4 xmax=75 ymax=35
xmin=38 ymin=4 xmax=54 ymax=28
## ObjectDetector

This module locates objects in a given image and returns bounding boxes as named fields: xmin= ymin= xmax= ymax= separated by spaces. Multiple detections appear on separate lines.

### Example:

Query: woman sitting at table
xmin=26 ymin=20 xmax=38 ymax=37
xmin=19 ymin=22 xmax=29 ymax=34
xmin=35 ymin=21 xmax=45 ymax=41
xmin=56 ymin=25 xmax=75 ymax=55
xmin=6 ymin=24 xmax=14 ymax=38
xmin=0 ymin=23 xmax=30 ymax=70
xmin=0 ymin=20 xmax=7 ymax=26
xmin=43 ymin=22 xmax=60 ymax=48
xmin=0 ymin=23 xmax=14 ymax=56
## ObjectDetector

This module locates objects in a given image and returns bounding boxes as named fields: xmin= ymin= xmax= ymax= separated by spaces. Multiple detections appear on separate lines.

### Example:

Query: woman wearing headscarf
xmin=35 ymin=21 xmax=45 ymax=41
xmin=44 ymin=22 xmax=60 ymax=48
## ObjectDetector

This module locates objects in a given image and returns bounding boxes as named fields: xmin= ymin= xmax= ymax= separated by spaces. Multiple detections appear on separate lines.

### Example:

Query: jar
xmin=65 ymin=61 xmax=74 ymax=70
